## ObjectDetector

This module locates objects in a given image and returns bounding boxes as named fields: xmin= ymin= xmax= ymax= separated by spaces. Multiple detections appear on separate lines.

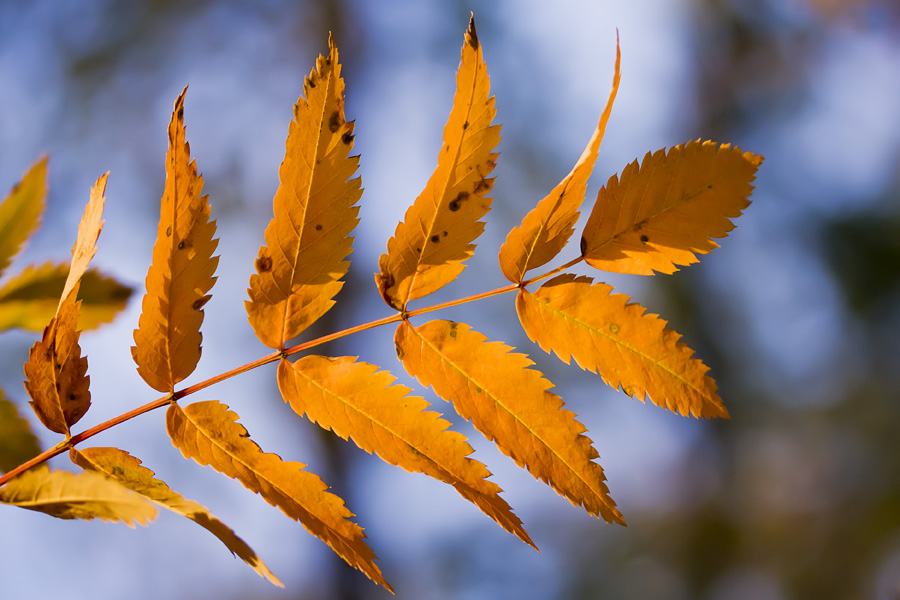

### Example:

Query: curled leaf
xmin=499 ymin=34 xmax=620 ymax=283
xmin=24 ymin=173 xmax=107 ymax=434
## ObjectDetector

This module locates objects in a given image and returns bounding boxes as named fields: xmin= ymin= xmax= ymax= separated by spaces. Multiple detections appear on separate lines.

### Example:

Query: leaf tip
xmin=466 ymin=12 xmax=478 ymax=50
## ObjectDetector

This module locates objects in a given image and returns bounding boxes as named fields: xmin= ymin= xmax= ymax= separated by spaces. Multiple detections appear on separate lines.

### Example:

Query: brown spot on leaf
xmin=463 ymin=121 xmax=469 ymax=130
xmin=192 ymin=295 xmax=210 ymax=310
xmin=177 ymin=240 xmax=185 ymax=250
xmin=329 ymin=111 xmax=343 ymax=133
xmin=256 ymin=256 xmax=273 ymax=273
xmin=342 ymin=132 xmax=354 ymax=145
xmin=430 ymin=234 xmax=440 ymax=243
xmin=466 ymin=14 xmax=479 ymax=50
xmin=395 ymin=343 xmax=404 ymax=360
xmin=474 ymin=177 xmax=492 ymax=194
xmin=307 ymin=75 xmax=317 ymax=89
xmin=315 ymin=224 xmax=323 ymax=231
xmin=580 ymin=237 xmax=587 ymax=255
xmin=449 ymin=191 xmax=469 ymax=211
xmin=176 ymin=106 xmax=184 ymax=121
xmin=609 ymin=323 xmax=620 ymax=335
xmin=640 ymin=235 xmax=649 ymax=244
xmin=166 ymin=226 xmax=173 ymax=237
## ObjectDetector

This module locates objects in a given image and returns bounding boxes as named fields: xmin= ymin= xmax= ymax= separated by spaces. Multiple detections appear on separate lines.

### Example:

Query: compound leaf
xmin=517 ymin=274 xmax=727 ymax=418
xmin=582 ymin=140 xmax=763 ymax=275
xmin=132 ymin=87 xmax=219 ymax=392
xmin=376 ymin=15 xmax=500 ymax=310
xmin=395 ymin=319 xmax=622 ymax=524
xmin=499 ymin=35 xmax=620 ymax=283
xmin=245 ymin=36 xmax=360 ymax=349
xmin=71 ymin=446 xmax=281 ymax=586
xmin=277 ymin=355 xmax=534 ymax=548
xmin=0 ymin=466 xmax=156 ymax=526
xmin=166 ymin=400 xmax=391 ymax=592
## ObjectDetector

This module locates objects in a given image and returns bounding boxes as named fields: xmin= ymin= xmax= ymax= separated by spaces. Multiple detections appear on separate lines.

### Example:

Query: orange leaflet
xmin=0 ymin=466 xmax=156 ymax=526
xmin=245 ymin=36 xmax=361 ymax=349
xmin=395 ymin=319 xmax=623 ymax=524
xmin=582 ymin=140 xmax=764 ymax=275
xmin=166 ymin=400 xmax=391 ymax=592
xmin=0 ymin=390 xmax=41 ymax=474
xmin=277 ymin=356 xmax=534 ymax=548
xmin=132 ymin=88 xmax=219 ymax=393
xmin=0 ymin=262 xmax=132 ymax=333
xmin=71 ymin=447 xmax=280 ymax=586
xmin=0 ymin=157 xmax=46 ymax=277
xmin=517 ymin=274 xmax=727 ymax=419
xmin=499 ymin=34 xmax=621 ymax=284
xmin=376 ymin=15 xmax=500 ymax=310
xmin=24 ymin=173 xmax=107 ymax=435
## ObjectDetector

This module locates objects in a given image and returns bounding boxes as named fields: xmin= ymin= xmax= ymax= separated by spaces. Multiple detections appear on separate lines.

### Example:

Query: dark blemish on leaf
xmin=444 ymin=144 xmax=450 ymax=153
xmin=324 ymin=56 xmax=332 ymax=67
xmin=307 ymin=76 xmax=317 ymax=89
xmin=640 ymin=235 xmax=649 ymax=244
xmin=443 ymin=231 xmax=448 ymax=237
xmin=166 ymin=226 xmax=173 ymax=237
xmin=112 ymin=466 xmax=125 ymax=476
xmin=408 ymin=444 xmax=422 ymax=457
xmin=430 ymin=234 xmax=440 ymax=243
xmin=580 ymin=237 xmax=587 ymax=256
xmin=256 ymin=256 xmax=273 ymax=273
xmin=415 ymin=247 xmax=422 ymax=253
xmin=342 ymin=132 xmax=354 ymax=145
xmin=315 ymin=224 xmax=323 ymax=231
xmin=177 ymin=240 xmax=185 ymax=250
xmin=449 ymin=191 xmax=469 ymax=211
xmin=622 ymin=385 xmax=634 ymax=397
xmin=192 ymin=296 xmax=210 ymax=311
xmin=609 ymin=323 xmax=620 ymax=335
xmin=463 ymin=121 xmax=469 ymax=130
xmin=69 ymin=394 xmax=76 ymax=401
xmin=395 ymin=343 xmax=404 ymax=360
xmin=707 ymin=184 xmax=714 ymax=189
xmin=449 ymin=322 xmax=458 ymax=338
xmin=467 ymin=14 xmax=479 ymax=50
xmin=475 ymin=386 xmax=483 ymax=394
xmin=474 ymin=177 xmax=491 ymax=194
xmin=329 ymin=111 xmax=342 ymax=133
xmin=177 ymin=106 xmax=184 ymax=121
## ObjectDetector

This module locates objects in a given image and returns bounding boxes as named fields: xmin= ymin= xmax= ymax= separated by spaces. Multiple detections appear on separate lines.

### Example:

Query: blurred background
xmin=2 ymin=0 xmax=900 ymax=598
